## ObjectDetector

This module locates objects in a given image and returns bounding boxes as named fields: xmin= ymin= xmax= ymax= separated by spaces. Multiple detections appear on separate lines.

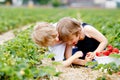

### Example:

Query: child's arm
xmin=84 ymin=25 xmax=108 ymax=56
xmin=64 ymin=45 xmax=91 ymax=66
xmin=71 ymin=59 xmax=88 ymax=66
xmin=71 ymin=54 xmax=92 ymax=66
xmin=64 ymin=44 xmax=73 ymax=59
xmin=62 ymin=51 xmax=83 ymax=67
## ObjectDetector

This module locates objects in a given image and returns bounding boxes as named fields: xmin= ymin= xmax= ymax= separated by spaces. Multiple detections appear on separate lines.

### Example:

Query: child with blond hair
xmin=57 ymin=17 xmax=108 ymax=66
xmin=32 ymin=22 xmax=83 ymax=67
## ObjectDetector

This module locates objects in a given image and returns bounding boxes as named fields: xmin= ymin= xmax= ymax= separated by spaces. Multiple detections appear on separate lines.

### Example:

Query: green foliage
xmin=52 ymin=0 xmax=61 ymax=7
xmin=0 ymin=26 xmax=60 ymax=79
xmin=38 ymin=0 xmax=51 ymax=5
xmin=0 ymin=7 xmax=62 ymax=34
xmin=96 ymin=75 xmax=110 ymax=80
xmin=0 ymin=8 xmax=120 ymax=79
xmin=52 ymin=61 xmax=62 ymax=66
xmin=0 ymin=8 xmax=120 ymax=48
xmin=94 ymin=62 xmax=120 ymax=75
xmin=85 ymin=61 xmax=98 ymax=68
xmin=109 ymin=54 xmax=120 ymax=58
xmin=86 ymin=60 xmax=120 ymax=75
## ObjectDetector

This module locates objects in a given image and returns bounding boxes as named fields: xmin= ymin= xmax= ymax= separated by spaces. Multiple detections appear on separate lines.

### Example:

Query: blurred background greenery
xmin=0 ymin=0 xmax=120 ymax=79
xmin=0 ymin=0 xmax=120 ymax=8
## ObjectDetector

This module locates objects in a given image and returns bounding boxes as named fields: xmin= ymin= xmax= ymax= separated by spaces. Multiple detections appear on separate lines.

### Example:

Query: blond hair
xmin=57 ymin=17 xmax=81 ymax=42
xmin=32 ymin=22 xmax=58 ymax=47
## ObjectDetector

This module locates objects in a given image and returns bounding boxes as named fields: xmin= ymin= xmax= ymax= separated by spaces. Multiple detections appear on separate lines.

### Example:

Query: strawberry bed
xmin=0 ymin=7 xmax=120 ymax=80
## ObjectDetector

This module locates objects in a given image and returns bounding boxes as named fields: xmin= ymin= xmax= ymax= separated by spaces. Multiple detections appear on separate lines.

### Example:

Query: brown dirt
xmin=0 ymin=25 xmax=31 ymax=45
xmin=54 ymin=66 xmax=120 ymax=80
xmin=42 ymin=59 xmax=120 ymax=80
xmin=0 ymin=31 xmax=15 ymax=45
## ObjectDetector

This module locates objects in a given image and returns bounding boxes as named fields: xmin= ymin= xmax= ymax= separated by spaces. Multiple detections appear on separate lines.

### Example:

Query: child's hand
xmin=85 ymin=56 xmax=92 ymax=62
xmin=74 ymin=51 xmax=83 ymax=58
xmin=85 ymin=55 xmax=92 ymax=62
xmin=86 ymin=52 xmax=95 ymax=59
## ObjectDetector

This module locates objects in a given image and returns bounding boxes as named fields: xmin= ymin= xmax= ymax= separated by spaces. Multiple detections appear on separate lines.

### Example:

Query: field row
xmin=0 ymin=7 xmax=120 ymax=79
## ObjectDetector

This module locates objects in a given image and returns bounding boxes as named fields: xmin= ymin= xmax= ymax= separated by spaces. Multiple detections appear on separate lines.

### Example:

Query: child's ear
xmin=55 ymin=33 xmax=59 ymax=41
xmin=55 ymin=36 xmax=59 ymax=41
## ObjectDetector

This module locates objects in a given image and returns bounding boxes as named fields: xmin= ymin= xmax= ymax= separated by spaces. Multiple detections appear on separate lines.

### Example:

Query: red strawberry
xmin=112 ymin=48 xmax=119 ymax=53
xmin=103 ymin=50 xmax=111 ymax=56
xmin=96 ymin=52 xmax=100 ymax=56
xmin=96 ymin=52 xmax=103 ymax=57
xmin=107 ymin=44 xmax=113 ymax=52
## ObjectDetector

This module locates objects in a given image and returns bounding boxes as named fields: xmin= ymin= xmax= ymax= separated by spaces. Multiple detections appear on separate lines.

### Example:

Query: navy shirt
xmin=75 ymin=23 xmax=100 ymax=59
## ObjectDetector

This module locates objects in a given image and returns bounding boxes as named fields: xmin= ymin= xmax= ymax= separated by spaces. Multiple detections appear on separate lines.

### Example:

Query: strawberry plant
xmin=0 ymin=7 xmax=119 ymax=49
xmin=0 ymin=7 xmax=120 ymax=79
xmin=0 ymin=26 xmax=60 ymax=79
xmin=86 ymin=61 xmax=120 ymax=76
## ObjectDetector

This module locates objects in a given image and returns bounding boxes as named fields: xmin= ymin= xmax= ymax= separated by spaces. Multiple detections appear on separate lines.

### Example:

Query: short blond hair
xmin=57 ymin=17 xmax=81 ymax=42
xmin=32 ymin=22 xmax=58 ymax=47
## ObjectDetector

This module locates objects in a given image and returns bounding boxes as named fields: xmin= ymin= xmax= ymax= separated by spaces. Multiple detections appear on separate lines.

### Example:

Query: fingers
xmin=85 ymin=54 xmax=94 ymax=62
xmin=85 ymin=57 xmax=92 ymax=62
xmin=86 ymin=52 xmax=95 ymax=59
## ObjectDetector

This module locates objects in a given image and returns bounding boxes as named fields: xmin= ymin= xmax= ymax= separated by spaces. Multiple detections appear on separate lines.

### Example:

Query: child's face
xmin=66 ymin=35 xmax=79 ymax=45
xmin=49 ymin=32 xmax=59 ymax=46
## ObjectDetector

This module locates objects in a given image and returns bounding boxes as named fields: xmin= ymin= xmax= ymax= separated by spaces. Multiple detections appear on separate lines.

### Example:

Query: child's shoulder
xmin=50 ymin=22 xmax=57 ymax=27
xmin=81 ymin=22 xmax=88 ymax=27
xmin=81 ymin=22 xmax=94 ymax=28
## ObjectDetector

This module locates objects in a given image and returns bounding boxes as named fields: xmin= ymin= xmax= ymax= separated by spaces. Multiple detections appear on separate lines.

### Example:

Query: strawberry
xmin=96 ymin=52 xmax=103 ymax=57
xmin=112 ymin=48 xmax=119 ymax=53
xmin=107 ymin=44 xmax=113 ymax=52
xmin=103 ymin=50 xmax=111 ymax=56
xmin=96 ymin=52 xmax=100 ymax=56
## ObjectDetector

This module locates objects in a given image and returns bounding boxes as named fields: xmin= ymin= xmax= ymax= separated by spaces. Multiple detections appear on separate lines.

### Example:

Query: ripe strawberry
xmin=96 ymin=52 xmax=103 ymax=57
xmin=96 ymin=52 xmax=100 ymax=56
xmin=112 ymin=48 xmax=119 ymax=53
xmin=103 ymin=50 xmax=111 ymax=56
xmin=107 ymin=44 xmax=113 ymax=52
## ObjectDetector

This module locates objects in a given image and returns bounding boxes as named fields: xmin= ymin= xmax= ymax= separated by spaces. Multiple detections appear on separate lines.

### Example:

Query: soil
xmin=0 ymin=25 xmax=30 ymax=45
xmin=0 ymin=30 xmax=15 ymax=45
xmin=54 ymin=66 xmax=120 ymax=80
xmin=42 ymin=59 xmax=120 ymax=80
